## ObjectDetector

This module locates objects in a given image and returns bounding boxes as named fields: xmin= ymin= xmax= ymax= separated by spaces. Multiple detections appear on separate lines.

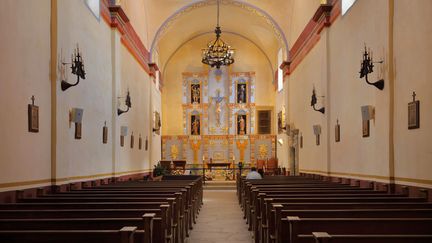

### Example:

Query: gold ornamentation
xmin=170 ymin=145 xmax=179 ymax=160
xmin=259 ymin=144 xmax=268 ymax=159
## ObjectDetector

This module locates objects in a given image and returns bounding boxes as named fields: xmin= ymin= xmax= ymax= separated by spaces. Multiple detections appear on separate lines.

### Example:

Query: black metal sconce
xmin=311 ymin=86 xmax=325 ymax=114
xmin=359 ymin=45 xmax=384 ymax=90
xmin=117 ymin=90 xmax=132 ymax=116
xmin=61 ymin=44 xmax=86 ymax=91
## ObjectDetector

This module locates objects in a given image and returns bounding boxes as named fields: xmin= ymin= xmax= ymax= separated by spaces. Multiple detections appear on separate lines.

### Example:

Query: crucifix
xmin=412 ymin=91 xmax=416 ymax=102
xmin=212 ymin=90 xmax=224 ymax=127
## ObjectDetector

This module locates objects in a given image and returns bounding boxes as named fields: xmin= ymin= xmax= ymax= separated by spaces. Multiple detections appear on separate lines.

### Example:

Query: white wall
xmin=284 ymin=0 xmax=432 ymax=188
xmin=0 ymin=0 xmax=52 ymax=190
xmin=56 ymin=0 xmax=113 ymax=182
xmin=0 ymin=0 xmax=161 ymax=191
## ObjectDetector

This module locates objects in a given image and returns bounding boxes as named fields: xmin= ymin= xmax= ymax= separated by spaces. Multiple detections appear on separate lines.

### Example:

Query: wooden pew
xmin=0 ymin=226 xmax=137 ymax=243
xmin=297 ymin=232 xmax=432 ymax=243
xmin=0 ymin=213 xmax=156 ymax=243
xmin=285 ymin=217 xmax=432 ymax=243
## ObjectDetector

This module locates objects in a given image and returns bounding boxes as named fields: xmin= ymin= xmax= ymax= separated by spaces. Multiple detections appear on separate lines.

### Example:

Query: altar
xmin=161 ymin=67 xmax=276 ymax=181
xmin=207 ymin=162 xmax=232 ymax=171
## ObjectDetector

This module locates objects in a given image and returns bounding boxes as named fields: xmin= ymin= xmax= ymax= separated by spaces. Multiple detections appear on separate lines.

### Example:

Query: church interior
xmin=1 ymin=0 xmax=432 ymax=242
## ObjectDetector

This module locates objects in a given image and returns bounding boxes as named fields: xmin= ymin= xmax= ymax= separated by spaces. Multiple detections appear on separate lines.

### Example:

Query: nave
xmin=187 ymin=186 xmax=253 ymax=243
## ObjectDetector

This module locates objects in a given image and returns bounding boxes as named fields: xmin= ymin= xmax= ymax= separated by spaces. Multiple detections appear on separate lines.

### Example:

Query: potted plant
xmin=152 ymin=162 xmax=167 ymax=181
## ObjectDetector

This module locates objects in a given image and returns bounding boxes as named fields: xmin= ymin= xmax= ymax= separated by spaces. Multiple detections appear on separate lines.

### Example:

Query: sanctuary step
xmin=204 ymin=181 xmax=236 ymax=190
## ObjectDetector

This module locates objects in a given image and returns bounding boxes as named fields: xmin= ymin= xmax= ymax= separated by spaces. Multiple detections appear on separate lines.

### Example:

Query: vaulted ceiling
xmin=144 ymin=0 xmax=293 ymax=73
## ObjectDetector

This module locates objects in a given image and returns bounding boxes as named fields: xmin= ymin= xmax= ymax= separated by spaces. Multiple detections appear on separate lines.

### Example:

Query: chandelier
xmin=202 ymin=0 xmax=234 ymax=69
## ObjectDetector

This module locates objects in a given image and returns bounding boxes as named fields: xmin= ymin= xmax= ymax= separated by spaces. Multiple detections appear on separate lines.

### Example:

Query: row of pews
xmin=0 ymin=175 xmax=203 ymax=243
xmin=237 ymin=175 xmax=432 ymax=243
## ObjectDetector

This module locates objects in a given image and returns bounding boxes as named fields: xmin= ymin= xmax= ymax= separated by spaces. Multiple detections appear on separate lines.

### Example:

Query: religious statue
xmin=191 ymin=84 xmax=200 ymax=104
xmin=237 ymin=84 xmax=246 ymax=103
xmin=191 ymin=115 xmax=200 ymax=135
xmin=212 ymin=90 xmax=224 ymax=127
xmin=238 ymin=115 xmax=246 ymax=135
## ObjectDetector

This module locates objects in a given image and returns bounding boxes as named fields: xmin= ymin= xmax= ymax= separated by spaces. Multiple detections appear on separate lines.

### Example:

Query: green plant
xmin=153 ymin=163 xmax=168 ymax=177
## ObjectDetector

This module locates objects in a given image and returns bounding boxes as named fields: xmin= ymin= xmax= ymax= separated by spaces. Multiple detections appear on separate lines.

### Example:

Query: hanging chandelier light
xmin=202 ymin=0 xmax=234 ymax=69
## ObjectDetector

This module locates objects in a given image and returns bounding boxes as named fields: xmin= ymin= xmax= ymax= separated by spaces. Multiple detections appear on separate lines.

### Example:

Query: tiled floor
xmin=186 ymin=190 xmax=253 ymax=243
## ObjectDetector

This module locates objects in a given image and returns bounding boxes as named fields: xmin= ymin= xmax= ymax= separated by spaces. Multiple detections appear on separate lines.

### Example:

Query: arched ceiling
xmin=146 ymin=0 xmax=292 ymax=73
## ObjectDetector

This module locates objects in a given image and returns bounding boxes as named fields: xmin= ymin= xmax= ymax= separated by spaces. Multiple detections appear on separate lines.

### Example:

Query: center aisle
xmin=187 ymin=187 xmax=253 ymax=243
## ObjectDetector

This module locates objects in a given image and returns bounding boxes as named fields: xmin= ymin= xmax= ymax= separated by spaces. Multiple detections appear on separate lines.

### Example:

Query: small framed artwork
xmin=130 ymin=133 xmax=134 ymax=149
xmin=408 ymin=99 xmax=420 ymax=129
xmin=335 ymin=121 xmax=340 ymax=142
xmin=120 ymin=135 xmax=124 ymax=147
xmin=75 ymin=123 xmax=82 ymax=139
xmin=300 ymin=134 xmax=303 ymax=148
xmin=102 ymin=124 xmax=108 ymax=144
xmin=362 ymin=120 xmax=370 ymax=138
xmin=28 ymin=96 xmax=39 ymax=133
xmin=316 ymin=134 xmax=320 ymax=146
xmin=139 ymin=135 xmax=142 ymax=150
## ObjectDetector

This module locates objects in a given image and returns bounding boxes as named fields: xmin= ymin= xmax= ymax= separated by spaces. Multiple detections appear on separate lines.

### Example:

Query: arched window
xmin=342 ymin=0 xmax=357 ymax=16
xmin=277 ymin=48 xmax=283 ymax=92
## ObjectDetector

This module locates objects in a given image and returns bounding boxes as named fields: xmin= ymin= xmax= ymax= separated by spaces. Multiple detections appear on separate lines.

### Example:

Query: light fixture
xmin=118 ymin=90 xmax=131 ymax=116
xmin=359 ymin=44 xmax=384 ymax=90
xmin=61 ymin=44 xmax=86 ymax=91
xmin=201 ymin=0 xmax=234 ymax=69
xmin=311 ymin=86 xmax=325 ymax=114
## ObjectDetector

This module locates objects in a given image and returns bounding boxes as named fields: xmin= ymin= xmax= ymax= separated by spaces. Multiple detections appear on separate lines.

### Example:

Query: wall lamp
xmin=311 ymin=86 xmax=325 ymax=114
xmin=117 ymin=90 xmax=132 ymax=116
xmin=61 ymin=44 xmax=86 ymax=91
xmin=359 ymin=44 xmax=384 ymax=90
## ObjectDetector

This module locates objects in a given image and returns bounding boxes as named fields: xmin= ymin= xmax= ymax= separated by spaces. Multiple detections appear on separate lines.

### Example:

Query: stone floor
xmin=186 ymin=190 xmax=253 ymax=243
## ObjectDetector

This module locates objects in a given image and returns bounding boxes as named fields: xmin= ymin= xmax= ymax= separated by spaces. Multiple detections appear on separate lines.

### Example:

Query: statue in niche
xmin=212 ymin=90 xmax=224 ymax=127
xmin=237 ymin=115 xmax=246 ymax=135
xmin=237 ymin=83 xmax=247 ymax=103
xmin=191 ymin=115 xmax=200 ymax=135
xmin=191 ymin=84 xmax=200 ymax=104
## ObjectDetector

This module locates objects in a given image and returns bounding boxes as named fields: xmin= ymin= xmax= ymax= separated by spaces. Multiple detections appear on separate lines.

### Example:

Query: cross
xmin=31 ymin=95 xmax=35 ymax=106
xmin=213 ymin=90 xmax=224 ymax=103
xmin=412 ymin=91 xmax=416 ymax=102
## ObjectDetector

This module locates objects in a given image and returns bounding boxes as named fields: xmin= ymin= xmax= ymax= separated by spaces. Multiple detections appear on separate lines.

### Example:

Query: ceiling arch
xmin=162 ymin=31 xmax=275 ymax=79
xmin=149 ymin=0 xmax=290 ymax=72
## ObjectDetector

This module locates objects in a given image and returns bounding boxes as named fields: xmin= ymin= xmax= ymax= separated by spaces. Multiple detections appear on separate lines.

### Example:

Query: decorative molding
xmin=284 ymin=0 xmax=341 ymax=77
xmin=101 ymin=0 xmax=152 ymax=75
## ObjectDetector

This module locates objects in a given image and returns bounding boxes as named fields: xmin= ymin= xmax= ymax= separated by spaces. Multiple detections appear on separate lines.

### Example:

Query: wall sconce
xmin=359 ymin=44 xmax=384 ymax=90
xmin=61 ymin=44 xmax=86 ymax=91
xmin=118 ymin=90 xmax=132 ymax=116
xmin=311 ymin=86 xmax=325 ymax=114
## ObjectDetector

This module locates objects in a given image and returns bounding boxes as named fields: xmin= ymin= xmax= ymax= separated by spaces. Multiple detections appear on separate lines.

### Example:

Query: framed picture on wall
xmin=408 ymin=100 xmax=420 ymax=129
xmin=28 ymin=97 xmax=39 ymax=133
xmin=335 ymin=123 xmax=340 ymax=142
xmin=362 ymin=120 xmax=370 ymax=138
xmin=75 ymin=123 xmax=82 ymax=139
xmin=102 ymin=125 xmax=108 ymax=144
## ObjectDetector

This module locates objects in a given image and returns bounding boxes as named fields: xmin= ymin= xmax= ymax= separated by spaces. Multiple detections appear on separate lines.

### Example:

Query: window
xmin=342 ymin=0 xmax=357 ymax=16
xmin=85 ymin=0 xmax=100 ymax=20
xmin=257 ymin=110 xmax=271 ymax=134
xmin=277 ymin=48 xmax=283 ymax=92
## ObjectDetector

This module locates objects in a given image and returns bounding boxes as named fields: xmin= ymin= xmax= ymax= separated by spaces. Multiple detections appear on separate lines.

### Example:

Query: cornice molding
xmin=284 ymin=0 xmax=341 ymax=78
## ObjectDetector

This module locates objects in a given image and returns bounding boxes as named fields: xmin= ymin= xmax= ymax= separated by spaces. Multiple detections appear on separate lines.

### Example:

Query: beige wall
xmin=393 ymin=0 xmax=432 ymax=187
xmin=283 ymin=0 xmax=432 ymax=188
xmin=0 ymin=0 xmax=52 ymax=189
xmin=162 ymin=33 xmax=275 ymax=135
xmin=0 ymin=0 xmax=160 ymax=191
xmin=56 ymin=0 xmax=114 ymax=181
